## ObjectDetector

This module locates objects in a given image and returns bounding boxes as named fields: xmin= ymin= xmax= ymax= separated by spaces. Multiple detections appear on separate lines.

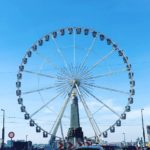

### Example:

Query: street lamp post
xmin=1 ymin=109 xmax=5 ymax=150
xmin=123 ymin=132 xmax=126 ymax=145
xmin=26 ymin=135 xmax=28 ymax=142
xmin=141 ymin=109 xmax=146 ymax=148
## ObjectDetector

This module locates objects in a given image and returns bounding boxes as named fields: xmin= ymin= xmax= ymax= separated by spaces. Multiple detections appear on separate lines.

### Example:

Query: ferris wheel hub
xmin=55 ymin=64 xmax=94 ymax=95
xmin=71 ymin=79 xmax=80 ymax=87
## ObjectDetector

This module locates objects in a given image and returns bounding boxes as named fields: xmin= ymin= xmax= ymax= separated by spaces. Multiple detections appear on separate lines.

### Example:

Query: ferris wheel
xmin=16 ymin=27 xmax=135 ymax=144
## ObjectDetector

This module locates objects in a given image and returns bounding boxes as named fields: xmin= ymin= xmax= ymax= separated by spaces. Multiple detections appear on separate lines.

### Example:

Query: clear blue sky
xmin=0 ymin=0 xmax=150 ymax=144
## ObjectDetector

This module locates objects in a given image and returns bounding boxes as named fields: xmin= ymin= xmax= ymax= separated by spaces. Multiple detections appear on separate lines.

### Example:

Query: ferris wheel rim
xmin=16 ymin=26 xmax=135 ymax=140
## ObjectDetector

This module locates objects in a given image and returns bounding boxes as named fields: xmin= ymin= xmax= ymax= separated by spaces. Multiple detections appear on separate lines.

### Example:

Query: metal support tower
xmin=67 ymin=91 xmax=84 ymax=144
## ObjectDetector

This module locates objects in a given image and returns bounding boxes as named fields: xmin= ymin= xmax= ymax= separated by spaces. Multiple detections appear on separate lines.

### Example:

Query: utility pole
xmin=1 ymin=109 xmax=5 ymax=150
xmin=26 ymin=135 xmax=28 ymax=142
xmin=123 ymin=132 xmax=126 ymax=145
xmin=141 ymin=109 xmax=146 ymax=148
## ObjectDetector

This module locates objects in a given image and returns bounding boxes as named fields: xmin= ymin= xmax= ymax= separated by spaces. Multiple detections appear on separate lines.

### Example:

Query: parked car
xmin=102 ymin=145 xmax=122 ymax=150
xmin=122 ymin=146 xmax=137 ymax=150
xmin=75 ymin=145 xmax=104 ymax=150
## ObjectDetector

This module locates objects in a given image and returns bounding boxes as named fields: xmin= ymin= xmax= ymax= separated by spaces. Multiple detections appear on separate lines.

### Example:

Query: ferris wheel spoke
xmin=56 ymin=86 xmax=71 ymax=97
xmin=52 ymin=37 xmax=69 ymax=69
xmin=86 ymin=68 xmax=127 ymax=80
xmin=75 ymin=84 xmax=101 ymax=139
xmin=23 ymin=85 xmax=56 ymax=95
xmin=56 ymin=84 xmax=70 ymax=91
xmin=36 ymin=51 xmax=61 ymax=71
xmin=57 ymin=71 xmax=72 ymax=80
xmin=84 ymin=83 xmax=130 ymax=95
xmin=24 ymin=70 xmax=56 ymax=79
xmin=81 ymin=86 xmax=120 ymax=118
xmin=30 ymin=93 xmax=61 ymax=118
xmin=80 ymin=105 xmax=104 ymax=119
xmin=81 ymin=37 xmax=97 ymax=66
xmin=93 ymin=105 xmax=104 ymax=115
xmin=88 ymin=49 xmax=115 ymax=72
xmin=55 ymin=82 xmax=69 ymax=87
xmin=38 ymin=92 xmax=58 ymax=114
xmin=60 ymin=120 xmax=65 ymax=141
xmin=49 ymin=85 xmax=74 ymax=141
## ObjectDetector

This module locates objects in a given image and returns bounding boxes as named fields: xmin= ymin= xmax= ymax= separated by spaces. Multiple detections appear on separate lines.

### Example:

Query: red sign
xmin=77 ymin=141 xmax=84 ymax=147
xmin=67 ymin=142 xmax=74 ymax=150
xmin=85 ymin=141 xmax=92 ymax=146
xmin=8 ymin=132 xmax=15 ymax=138
xmin=57 ymin=141 xmax=64 ymax=150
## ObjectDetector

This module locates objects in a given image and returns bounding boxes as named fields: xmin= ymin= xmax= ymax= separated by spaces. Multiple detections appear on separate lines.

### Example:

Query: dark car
xmin=122 ymin=146 xmax=137 ymax=150
xmin=102 ymin=145 xmax=122 ymax=150
xmin=75 ymin=145 xmax=104 ymax=150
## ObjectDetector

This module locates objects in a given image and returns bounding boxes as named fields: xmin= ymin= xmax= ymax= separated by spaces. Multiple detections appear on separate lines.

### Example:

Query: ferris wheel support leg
xmin=49 ymin=86 xmax=74 ymax=145
xmin=75 ymin=84 xmax=101 ymax=143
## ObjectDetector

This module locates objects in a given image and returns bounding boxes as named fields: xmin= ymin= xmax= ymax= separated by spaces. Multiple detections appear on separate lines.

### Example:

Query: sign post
xmin=8 ymin=132 xmax=15 ymax=149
